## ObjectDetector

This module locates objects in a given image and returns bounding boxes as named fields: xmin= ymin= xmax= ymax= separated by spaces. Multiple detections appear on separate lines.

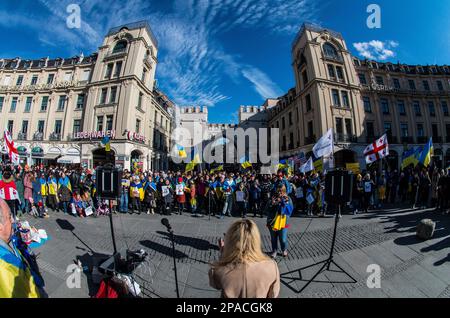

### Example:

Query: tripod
xmin=280 ymin=204 xmax=357 ymax=294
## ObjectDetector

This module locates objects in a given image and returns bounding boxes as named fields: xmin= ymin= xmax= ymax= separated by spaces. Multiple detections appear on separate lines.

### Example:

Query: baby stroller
xmin=97 ymin=199 xmax=111 ymax=216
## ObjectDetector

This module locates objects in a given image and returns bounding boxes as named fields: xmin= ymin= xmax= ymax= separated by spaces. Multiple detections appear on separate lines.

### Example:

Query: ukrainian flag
xmin=419 ymin=138 xmax=434 ymax=167
xmin=240 ymin=156 xmax=252 ymax=169
xmin=401 ymin=147 xmax=421 ymax=169
xmin=210 ymin=165 xmax=223 ymax=174
xmin=177 ymin=145 xmax=187 ymax=158
xmin=102 ymin=136 xmax=111 ymax=152
xmin=277 ymin=159 xmax=289 ymax=171
xmin=186 ymin=153 xmax=200 ymax=173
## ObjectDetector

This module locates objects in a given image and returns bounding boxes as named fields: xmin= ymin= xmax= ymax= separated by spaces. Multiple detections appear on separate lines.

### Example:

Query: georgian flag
xmin=364 ymin=134 xmax=389 ymax=164
xmin=0 ymin=186 xmax=19 ymax=201
xmin=4 ymin=130 xmax=20 ymax=165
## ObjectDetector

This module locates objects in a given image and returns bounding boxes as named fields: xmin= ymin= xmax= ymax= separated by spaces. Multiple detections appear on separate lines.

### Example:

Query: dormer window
xmin=113 ymin=40 xmax=128 ymax=54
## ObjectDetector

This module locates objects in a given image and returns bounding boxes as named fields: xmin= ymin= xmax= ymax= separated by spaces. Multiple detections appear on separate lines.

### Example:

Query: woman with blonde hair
xmin=209 ymin=219 xmax=280 ymax=298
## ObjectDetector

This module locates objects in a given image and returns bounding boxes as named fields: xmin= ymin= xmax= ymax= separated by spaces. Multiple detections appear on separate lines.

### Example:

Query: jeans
xmin=270 ymin=228 xmax=288 ymax=253
xmin=120 ymin=193 xmax=128 ymax=212
xmin=222 ymin=195 xmax=233 ymax=216
xmin=61 ymin=201 xmax=69 ymax=214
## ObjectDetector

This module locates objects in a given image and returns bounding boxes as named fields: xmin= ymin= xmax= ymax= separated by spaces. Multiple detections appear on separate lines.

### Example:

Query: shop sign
xmin=0 ymin=81 xmax=82 ymax=93
xmin=127 ymin=131 xmax=146 ymax=143
xmin=73 ymin=130 xmax=116 ymax=140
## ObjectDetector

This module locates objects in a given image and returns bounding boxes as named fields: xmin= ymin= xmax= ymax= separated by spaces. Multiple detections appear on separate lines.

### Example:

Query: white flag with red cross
xmin=364 ymin=134 xmax=389 ymax=164
xmin=3 ymin=129 xmax=20 ymax=166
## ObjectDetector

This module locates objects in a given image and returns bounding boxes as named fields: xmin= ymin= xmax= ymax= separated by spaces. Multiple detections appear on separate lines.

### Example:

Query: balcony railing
xmin=49 ymin=132 xmax=61 ymax=141
xmin=33 ymin=132 xmax=44 ymax=141
xmin=336 ymin=134 xmax=357 ymax=143
xmin=17 ymin=133 xmax=27 ymax=141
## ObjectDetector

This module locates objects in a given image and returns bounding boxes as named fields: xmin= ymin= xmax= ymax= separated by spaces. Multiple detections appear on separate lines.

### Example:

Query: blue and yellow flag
xmin=186 ymin=153 xmax=200 ymax=173
xmin=240 ymin=156 xmax=252 ymax=169
xmin=401 ymin=147 xmax=422 ymax=169
xmin=419 ymin=138 xmax=434 ymax=167
xmin=58 ymin=176 xmax=72 ymax=192
xmin=277 ymin=159 xmax=289 ymax=171
xmin=102 ymin=136 xmax=111 ymax=152
xmin=210 ymin=165 xmax=224 ymax=174
xmin=177 ymin=145 xmax=187 ymax=158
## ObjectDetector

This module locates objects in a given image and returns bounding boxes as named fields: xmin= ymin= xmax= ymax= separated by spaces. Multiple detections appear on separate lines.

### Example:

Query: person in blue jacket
xmin=267 ymin=185 xmax=293 ymax=258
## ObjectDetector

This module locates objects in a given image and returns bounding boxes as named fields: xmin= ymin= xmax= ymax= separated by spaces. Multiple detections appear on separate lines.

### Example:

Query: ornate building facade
xmin=269 ymin=23 xmax=450 ymax=170
xmin=0 ymin=21 xmax=173 ymax=171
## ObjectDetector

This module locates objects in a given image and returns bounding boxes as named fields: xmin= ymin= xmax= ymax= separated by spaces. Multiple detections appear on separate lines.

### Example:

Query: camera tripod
xmin=280 ymin=204 xmax=357 ymax=294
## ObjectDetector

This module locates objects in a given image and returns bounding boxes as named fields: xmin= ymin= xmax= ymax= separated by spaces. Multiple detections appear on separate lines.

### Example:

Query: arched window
xmin=113 ymin=40 xmax=128 ymax=54
xmin=323 ymin=42 xmax=340 ymax=60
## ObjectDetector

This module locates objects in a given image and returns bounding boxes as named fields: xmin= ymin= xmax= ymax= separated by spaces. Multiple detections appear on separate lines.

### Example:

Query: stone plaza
xmin=29 ymin=206 xmax=450 ymax=298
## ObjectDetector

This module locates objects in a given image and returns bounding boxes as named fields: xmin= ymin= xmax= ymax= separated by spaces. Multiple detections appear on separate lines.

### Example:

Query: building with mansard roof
xmin=268 ymin=23 xmax=450 ymax=170
xmin=0 ymin=21 xmax=174 ymax=171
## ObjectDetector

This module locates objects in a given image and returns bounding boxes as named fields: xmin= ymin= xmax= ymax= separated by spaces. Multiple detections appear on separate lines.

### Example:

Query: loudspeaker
xmin=96 ymin=165 xmax=122 ymax=199
xmin=324 ymin=170 xmax=353 ymax=205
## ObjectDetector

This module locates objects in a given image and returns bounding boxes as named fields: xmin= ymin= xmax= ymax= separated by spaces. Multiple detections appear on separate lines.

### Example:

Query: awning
xmin=43 ymin=153 xmax=61 ymax=160
xmin=57 ymin=156 xmax=81 ymax=164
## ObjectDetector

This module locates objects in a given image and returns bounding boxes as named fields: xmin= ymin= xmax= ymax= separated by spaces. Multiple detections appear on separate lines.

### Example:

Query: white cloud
xmin=353 ymin=40 xmax=399 ymax=61
xmin=3 ymin=0 xmax=318 ymax=111
xmin=242 ymin=67 xmax=283 ymax=99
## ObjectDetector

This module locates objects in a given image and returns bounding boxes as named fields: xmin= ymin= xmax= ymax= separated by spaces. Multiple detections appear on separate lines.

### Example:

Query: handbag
xmin=272 ymin=213 xmax=287 ymax=231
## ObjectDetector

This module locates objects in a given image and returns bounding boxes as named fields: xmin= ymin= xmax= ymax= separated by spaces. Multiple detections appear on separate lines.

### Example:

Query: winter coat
xmin=23 ymin=175 xmax=33 ymax=201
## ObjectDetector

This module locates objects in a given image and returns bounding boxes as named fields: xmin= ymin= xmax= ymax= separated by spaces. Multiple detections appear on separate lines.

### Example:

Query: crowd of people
xmin=0 ymin=162 xmax=449 ymax=222
xmin=1 ymin=160 xmax=450 ymax=298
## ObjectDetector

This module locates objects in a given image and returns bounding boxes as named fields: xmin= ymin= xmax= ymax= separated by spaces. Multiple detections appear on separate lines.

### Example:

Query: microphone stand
xmin=166 ymin=225 xmax=180 ymax=298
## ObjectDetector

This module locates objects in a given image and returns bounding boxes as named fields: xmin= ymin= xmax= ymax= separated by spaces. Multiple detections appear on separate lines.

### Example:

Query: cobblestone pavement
xmin=25 ymin=206 xmax=450 ymax=298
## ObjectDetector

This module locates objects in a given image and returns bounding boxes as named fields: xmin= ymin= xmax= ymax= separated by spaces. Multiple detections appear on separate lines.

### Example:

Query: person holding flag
xmin=0 ymin=166 xmax=20 ymax=220
xmin=3 ymin=130 xmax=20 ymax=166
xmin=129 ymin=175 xmax=144 ymax=215
xmin=47 ymin=172 xmax=59 ymax=212
xmin=38 ymin=173 xmax=48 ymax=213
xmin=58 ymin=172 xmax=72 ymax=214
xmin=221 ymin=174 xmax=236 ymax=219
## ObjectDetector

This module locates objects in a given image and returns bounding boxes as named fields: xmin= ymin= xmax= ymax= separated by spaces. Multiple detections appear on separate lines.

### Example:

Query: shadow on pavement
xmin=386 ymin=209 xmax=450 ymax=265
xmin=75 ymin=252 xmax=111 ymax=297
xmin=139 ymin=239 xmax=189 ymax=259
xmin=156 ymin=231 xmax=219 ymax=251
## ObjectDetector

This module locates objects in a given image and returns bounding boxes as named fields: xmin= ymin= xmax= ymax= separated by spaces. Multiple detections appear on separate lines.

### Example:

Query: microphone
xmin=161 ymin=218 xmax=172 ymax=231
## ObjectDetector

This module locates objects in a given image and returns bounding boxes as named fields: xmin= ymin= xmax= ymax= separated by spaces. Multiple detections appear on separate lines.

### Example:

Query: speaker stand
xmin=281 ymin=204 xmax=357 ymax=294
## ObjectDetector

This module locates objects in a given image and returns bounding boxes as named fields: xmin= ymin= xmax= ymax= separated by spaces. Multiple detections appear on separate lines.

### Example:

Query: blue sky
xmin=0 ymin=0 xmax=449 ymax=123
